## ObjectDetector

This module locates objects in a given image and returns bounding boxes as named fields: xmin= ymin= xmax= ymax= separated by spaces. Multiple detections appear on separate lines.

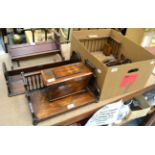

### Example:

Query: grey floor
xmin=0 ymin=44 xmax=71 ymax=126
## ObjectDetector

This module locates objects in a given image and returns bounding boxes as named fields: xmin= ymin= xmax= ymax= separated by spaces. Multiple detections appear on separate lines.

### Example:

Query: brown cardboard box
xmin=71 ymin=29 xmax=155 ymax=101
xmin=125 ymin=28 xmax=145 ymax=45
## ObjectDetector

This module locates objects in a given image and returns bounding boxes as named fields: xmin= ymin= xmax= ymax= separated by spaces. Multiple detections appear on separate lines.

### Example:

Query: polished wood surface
xmin=31 ymin=89 xmax=96 ymax=121
xmin=7 ymin=41 xmax=61 ymax=60
xmin=47 ymin=77 xmax=91 ymax=101
xmin=53 ymin=65 xmax=81 ymax=78
xmin=41 ymin=62 xmax=93 ymax=86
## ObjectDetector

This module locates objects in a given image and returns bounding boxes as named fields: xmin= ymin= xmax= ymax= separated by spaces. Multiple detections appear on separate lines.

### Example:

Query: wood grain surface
xmin=31 ymin=89 xmax=96 ymax=120
xmin=7 ymin=41 xmax=60 ymax=60
xmin=47 ymin=77 xmax=91 ymax=101
xmin=41 ymin=62 xmax=93 ymax=86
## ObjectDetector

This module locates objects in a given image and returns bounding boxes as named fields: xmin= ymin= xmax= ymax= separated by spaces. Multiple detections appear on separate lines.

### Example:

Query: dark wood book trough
xmin=7 ymin=40 xmax=64 ymax=67
xmin=2 ymin=52 xmax=81 ymax=97
xmin=21 ymin=62 xmax=98 ymax=125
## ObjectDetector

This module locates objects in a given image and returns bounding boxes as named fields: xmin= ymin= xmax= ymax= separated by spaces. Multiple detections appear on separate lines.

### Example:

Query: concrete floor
xmin=0 ymin=44 xmax=71 ymax=125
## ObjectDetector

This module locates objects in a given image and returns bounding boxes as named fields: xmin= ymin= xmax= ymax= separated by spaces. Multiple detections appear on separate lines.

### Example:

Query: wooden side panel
xmin=7 ymin=41 xmax=60 ymax=60
xmin=8 ymin=75 xmax=25 ymax=96
xmin=48 ymin=77 xmax=91 ymax=101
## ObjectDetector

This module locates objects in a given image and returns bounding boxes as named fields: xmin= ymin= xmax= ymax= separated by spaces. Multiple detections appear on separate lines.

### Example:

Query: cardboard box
xmin=71 ymin=29 xmax=155 ymax=101
xmin=125 ymin=28 xmax=145 ymax=45
xmin=131 ymin=95 xmax=151 ymax=117
xmin=120 ymin=95 xmax=151 ymax=125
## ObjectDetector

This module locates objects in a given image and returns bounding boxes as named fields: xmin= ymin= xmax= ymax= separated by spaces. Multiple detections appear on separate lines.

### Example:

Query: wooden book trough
xmin=2 ymin=52 xmax=81 ymax=97
xmin=21 ymin=62 xmax=98 ymax=125
xmin=7 ymin=41 xmax=64 ymax=66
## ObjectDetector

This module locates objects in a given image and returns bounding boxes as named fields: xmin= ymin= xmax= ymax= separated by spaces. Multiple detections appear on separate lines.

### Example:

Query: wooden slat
xmin=27 ymin=77 xmax=30 ymax=90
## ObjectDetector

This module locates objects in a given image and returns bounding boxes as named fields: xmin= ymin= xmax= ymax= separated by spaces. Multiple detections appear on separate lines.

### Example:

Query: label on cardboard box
xmin=111 ymin=68 xmax=118 ymax=72
xmin=120 ymin=74 xmax=138 ymax=88
xmin=97 ymin=69 xmax=102 ymax=74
